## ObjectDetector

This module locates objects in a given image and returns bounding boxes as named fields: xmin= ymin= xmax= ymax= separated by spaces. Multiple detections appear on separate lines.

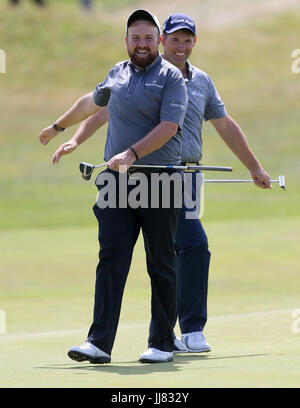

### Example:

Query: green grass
xmin=0 ymin=1 xmax=300 ymax=388
xmin=1 ymin=309 xmax=299 ymax=388
xmin=1 ymin=217 xmax=300 ymax=387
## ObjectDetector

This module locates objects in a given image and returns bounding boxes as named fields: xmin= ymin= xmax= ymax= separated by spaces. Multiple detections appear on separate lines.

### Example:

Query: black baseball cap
xmin=163 ymin=13 xmax=196 ymax=35
xmin=126 ymin=9 xmax=161 ymax=34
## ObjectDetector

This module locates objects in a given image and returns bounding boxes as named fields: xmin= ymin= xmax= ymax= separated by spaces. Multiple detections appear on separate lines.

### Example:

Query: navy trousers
xmin=87 ymin=169 xmax=180 ymax=355
xmin=175 ymin=171 xmax=211 ymax=334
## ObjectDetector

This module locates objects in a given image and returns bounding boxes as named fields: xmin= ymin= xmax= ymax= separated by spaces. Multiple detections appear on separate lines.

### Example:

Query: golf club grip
xmin=188 ymin=166 xmax=232 ymax=172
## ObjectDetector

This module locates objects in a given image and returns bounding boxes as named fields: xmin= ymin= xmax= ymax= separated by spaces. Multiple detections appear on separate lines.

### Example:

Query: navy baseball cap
xmin=126 ymin=9 xmax=161 ymax=34
xmin=163 ymin=13 xmax=196 ymax=35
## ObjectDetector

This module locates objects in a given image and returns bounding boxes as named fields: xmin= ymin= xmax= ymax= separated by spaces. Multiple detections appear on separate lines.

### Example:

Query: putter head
xmin=279 ymin=175 xmax=286 ymax=190
xmin=79 ymin=162 xmax=94 ymax=181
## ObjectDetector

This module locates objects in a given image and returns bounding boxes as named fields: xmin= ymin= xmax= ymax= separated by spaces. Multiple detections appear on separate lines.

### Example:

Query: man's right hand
xmin=39 ymin=125 xmax=59 ymax=146
xmin=52 ymin=140 xmax=78 ymax=164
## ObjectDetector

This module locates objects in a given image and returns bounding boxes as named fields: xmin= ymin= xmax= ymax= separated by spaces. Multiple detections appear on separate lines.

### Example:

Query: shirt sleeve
xmin=160 ymin=70 xmax=188 ymax=128
xmin=93 ymin=82 xmax=111 ymax=106
xmin=93 ymin=65 xmax=120 ymax=106
xmin=204 ymin=75 xmax=227 ymax=121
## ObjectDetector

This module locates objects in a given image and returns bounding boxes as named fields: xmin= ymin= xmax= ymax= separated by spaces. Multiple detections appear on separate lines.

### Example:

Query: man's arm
xmin=39 ymin=92 xmax=101 ymax=147
xmin=108 ymin=121 xmax=179 ymax=172
xmin=51 ymin=107 xmax=109 ymax=164
xmin=210 ymin=115 xmax=271 ymax=189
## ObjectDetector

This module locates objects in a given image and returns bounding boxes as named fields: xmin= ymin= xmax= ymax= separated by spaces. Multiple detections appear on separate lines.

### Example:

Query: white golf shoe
xmin=68 ymin=341 xmax=111 ymax=364
xmin=139 ymin=347 xmax=173 ymax=363
xmin=173 ymin=336 xmax=189 ymax=353
xmin=181 ymin=331 xmax=211 ymax=352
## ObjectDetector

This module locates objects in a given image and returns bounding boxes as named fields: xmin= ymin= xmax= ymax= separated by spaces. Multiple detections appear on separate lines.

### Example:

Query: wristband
xmin=129 ymin=147 xmax=139 ymax=160
xmin=52 ymin=123 xmax=66 ymax=132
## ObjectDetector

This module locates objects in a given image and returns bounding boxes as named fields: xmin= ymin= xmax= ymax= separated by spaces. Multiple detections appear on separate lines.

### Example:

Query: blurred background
xmin=1 ymin=0 xmax=299 ymax=228
xmin=0 ymin=0 xmax=300 ymax=387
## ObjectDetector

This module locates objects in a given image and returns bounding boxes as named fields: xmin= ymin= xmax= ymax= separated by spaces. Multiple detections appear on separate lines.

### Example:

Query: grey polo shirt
xmin=181 ymin=61 xmax=227 ymax=163
xmin=93 ymin=54 xmax=188 ymax=165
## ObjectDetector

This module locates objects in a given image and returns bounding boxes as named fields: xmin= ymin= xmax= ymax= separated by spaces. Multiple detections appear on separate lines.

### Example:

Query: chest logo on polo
xmin=145 ymin=82 xmax=163 ymax=89
xmin=190 ymin=89 xmax=204 ymax=98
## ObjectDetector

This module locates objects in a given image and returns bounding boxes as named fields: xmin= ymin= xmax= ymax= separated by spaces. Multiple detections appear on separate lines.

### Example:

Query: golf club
xmin=79 ymin=161 xmax=233 ymax=180
xmin=204 ymin=175 xmax=286 ymax=190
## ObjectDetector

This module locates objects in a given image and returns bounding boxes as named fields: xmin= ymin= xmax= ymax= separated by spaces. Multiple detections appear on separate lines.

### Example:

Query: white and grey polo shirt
xmin=93 ymin=54 xmax=188 ymax=165
xmin=181 ymin=61 xmax=227 ymax=163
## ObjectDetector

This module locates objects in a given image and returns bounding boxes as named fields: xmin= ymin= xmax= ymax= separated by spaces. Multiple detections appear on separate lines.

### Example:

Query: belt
xmin=127 ymin=167 xmax=181 ymax=176
xmin=181 ymin=162 xmax=200 ymax=166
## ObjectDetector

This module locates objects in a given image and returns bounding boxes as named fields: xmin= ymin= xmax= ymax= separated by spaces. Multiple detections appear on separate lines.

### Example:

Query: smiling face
xmin=126 ymin=20 xmax=161 ymax=69
xmin=162 ymin=29 xmax=197 ymax=72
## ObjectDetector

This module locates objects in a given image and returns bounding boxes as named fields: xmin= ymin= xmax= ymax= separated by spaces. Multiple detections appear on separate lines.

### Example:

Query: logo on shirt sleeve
xmin=170 ymin=99 xmax=186 ymax=109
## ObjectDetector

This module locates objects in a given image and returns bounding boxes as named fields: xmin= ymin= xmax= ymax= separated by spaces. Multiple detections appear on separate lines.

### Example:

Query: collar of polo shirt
xmin=185 ymin=60 xmax=194 ymax=80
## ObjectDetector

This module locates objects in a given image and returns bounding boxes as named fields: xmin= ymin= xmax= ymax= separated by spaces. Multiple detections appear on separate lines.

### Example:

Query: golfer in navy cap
xmin=161 ymin=13 xmax=270 ymax=353
xmin=46 ymin=12 xmax=271 ymax=357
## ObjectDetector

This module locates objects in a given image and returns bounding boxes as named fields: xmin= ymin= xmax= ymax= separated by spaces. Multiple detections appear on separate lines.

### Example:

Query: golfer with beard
xmin=39 ymin=10 xmax=188 ymax=364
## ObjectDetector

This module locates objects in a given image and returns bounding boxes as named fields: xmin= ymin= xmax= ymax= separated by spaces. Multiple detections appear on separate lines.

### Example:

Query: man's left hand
xmin=251 ymin=168 xmax=272 ymax=189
